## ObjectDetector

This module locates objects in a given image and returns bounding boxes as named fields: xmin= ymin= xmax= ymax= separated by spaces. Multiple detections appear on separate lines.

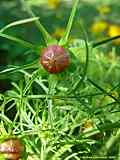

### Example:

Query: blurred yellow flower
xmin=83 ymin=119 xmax=93 ymax=129
xmin=81 ymin=119 xmax=94 ymax=132
xmin=91 ymin=20 xmax=108 ymax=33
xmin=97 ymin=6 xmax=111 ymax=15
xmin=52 ymin=27 xmax=65 ymax=39
xmin=47 ymin=0 xmax=60 ymax=9
xmin=107 ymin=25 xmax=120 ymax=45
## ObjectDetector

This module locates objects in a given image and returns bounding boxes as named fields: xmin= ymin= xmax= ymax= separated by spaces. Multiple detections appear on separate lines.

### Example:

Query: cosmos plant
xmin=0 ymin=0 xmax=80 ymax=74
xmin=0 ymin=0 xmax=120 ymax=159
xmin=0 ymin=0 xmax=119 ymax=75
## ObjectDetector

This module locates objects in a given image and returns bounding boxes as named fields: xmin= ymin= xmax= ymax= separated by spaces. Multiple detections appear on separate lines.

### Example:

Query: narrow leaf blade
xmin=0 ymin=17 xmax=39 ymax=33
xmin=0 ymin=33 xmax=35 ymax=49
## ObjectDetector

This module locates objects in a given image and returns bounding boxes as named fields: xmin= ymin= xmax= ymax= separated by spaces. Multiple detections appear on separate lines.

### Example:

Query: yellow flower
xmin=47 ymin=0 xmax=60 ymax=9
xmin=83 ymin=119 xmax=93 ymax=129
xmin=107 ymin=25 xmax=120 ymax=45
xmin=97 ymin=5 xmax=111 ymax=15
xmin=81 ymin=119 xmax=94 ymax=132
xmin=91 ymin=20 xmax=108 ymax=33
xmin=52 ymin=27 xmax=65 ymax=39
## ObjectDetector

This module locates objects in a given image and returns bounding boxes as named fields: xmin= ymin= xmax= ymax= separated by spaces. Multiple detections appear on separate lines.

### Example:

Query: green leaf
xmin=0 ymin=17 xmax=39 ymax=33
xmin=0 ymin=33 xmax=35 ymax=49
xmin=51 ymin=144 xmax=73 ymax=160
xmin=59 ymin=0 xmax=79 ymax=46
xmin=0 ymin=114 xmax=12 ymax=124
xmin=0 ymin=60 xmax=38 ymax=75
xmin=23 ymin=69 xmax=39 ymax=96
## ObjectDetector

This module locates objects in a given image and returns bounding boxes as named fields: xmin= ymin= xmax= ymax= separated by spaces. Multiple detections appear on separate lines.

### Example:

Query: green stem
xmin=92 ymin=35 xmax=120 ymax=48
xmin=59 ymin=0 xmax=79 ymax=46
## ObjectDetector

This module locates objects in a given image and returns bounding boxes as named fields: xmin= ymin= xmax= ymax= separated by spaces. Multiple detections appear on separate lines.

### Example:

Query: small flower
xmin=83 ymin=119 xmax=93 ymax=129
xmin=107 ymin=25 xmax=120 ymax=45
xmin=47 ymin=0 xmax=60 ymax=9
xmin=97 ymin=5 xmax=111 ymax=15
xmin=81 ymin=119 xmax=94 ymax=132
xmin=91 ymin=20 xmax=108 ymax=33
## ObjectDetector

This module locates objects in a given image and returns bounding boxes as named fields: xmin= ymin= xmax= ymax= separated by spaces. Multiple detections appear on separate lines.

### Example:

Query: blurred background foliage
xmin=0 ymin=0 xmax=120 ymax=90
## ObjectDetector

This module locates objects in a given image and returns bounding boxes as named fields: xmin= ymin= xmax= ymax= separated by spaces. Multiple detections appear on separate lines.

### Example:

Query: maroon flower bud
xmin=40 ymin=45 xmax=69 ymax=73
xmin=0 ymin=138 xmax=25 ymax=160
